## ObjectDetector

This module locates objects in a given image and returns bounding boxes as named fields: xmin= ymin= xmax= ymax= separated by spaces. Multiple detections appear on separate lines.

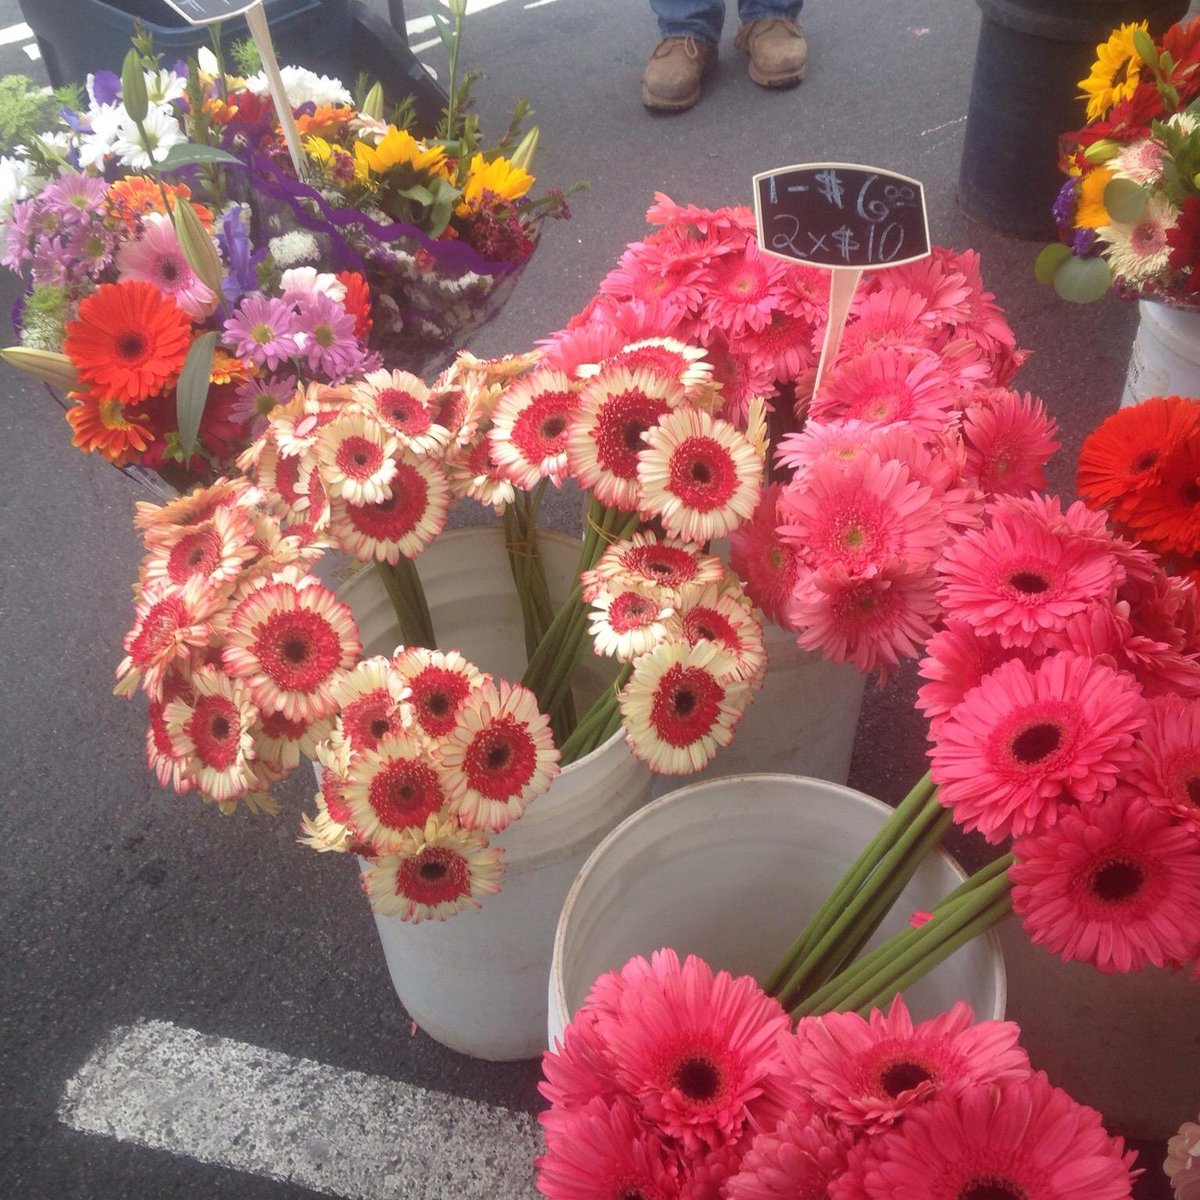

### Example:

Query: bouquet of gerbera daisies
xmin=1039 ymin=18 xmax=1200 ymax=305
xmin=120 ymin=333 xmax=770 ymax=921
xmin=537 ymin=949 xmax=1139 ymax=1200
xmin=0 ymin=12 xmax=570 ymax=490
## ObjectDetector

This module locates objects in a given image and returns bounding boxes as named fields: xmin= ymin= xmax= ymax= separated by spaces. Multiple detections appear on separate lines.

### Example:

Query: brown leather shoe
xmin=734 ymin=18 xmax=807 ymax=88
xmin=642 ymin=35 xmax=718 ymax=112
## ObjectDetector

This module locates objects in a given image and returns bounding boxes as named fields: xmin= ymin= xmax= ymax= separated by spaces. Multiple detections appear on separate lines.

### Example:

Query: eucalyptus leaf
xmin=156 ymin=143 xmax=242 ymax=171
xmin=176 ymin=331 xmax=219 ymax=459
xmin=1103 ymin=177 xmax=1148 ymax=225
xmin=1034 ymin=243 xmax=1072 ymax=285
xmin=1052 ymin=254 xmax=1112 ymax=304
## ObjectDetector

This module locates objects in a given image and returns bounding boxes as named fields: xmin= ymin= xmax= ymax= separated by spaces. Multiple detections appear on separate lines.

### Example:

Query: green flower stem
xmin=521 ymin=582 xmax=583 ymax=693
xmin=374 ymin=557 xmax=436 ymax=649
xmin=559 ymin=663 xmax=633 ymax=763
xmin=764 ymin=773 xmax=937 ymax=995
xmin=772 ymin=806 xmax=950 ymax=1012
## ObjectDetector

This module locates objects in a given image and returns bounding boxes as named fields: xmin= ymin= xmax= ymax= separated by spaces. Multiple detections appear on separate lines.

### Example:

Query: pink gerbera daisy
xmin=739 ymin=307 xmax=819 ymax=386
xmin=811 ymin=347 xmax=957 ymax=436
xmin=116 ymin=212 xmax=217 ymax=320
xmin=929 ymin=653 xmax=1145 ymax=844
xmin=728 ymin=484 xmax=803 ymax=630
xmin=361 ymin=816 xmax=504 ymax=921
xmin=164 ymin=664 xmax=259 ymax=805
xmin=725 ymin=1110 xmax=855 ymax=1200
xmin=343 ymin=732 xmax=448 ymax=852
xmin=441 ymin=680 xmax=559 ymax=832
xmin=315 ymin=410 xmax=399 ymax=505
xmin=838 ymin=286 xmax=934 ymax=359
xmin=224 ymin=294 xmax=301 ymax=372
xmin=537 ymin=1096 xmax=680 ymax=1200
xmin=832 ymin=1072 xmax=1137 ymax=1200
xmin=222 ymin=577 xmax=361 ymax=723
xmin=782 ymin=996 xmax=1031 ymax=1130
xmin=917 ymin=622 xmax=1037 ymax=731
xmin=568 ymin=366 xmax=684 ymax=510
xmin=1127 ymin=695 xmax=1200 ymax=834
xmin=698 ymin=240 xmax=786 ymax=339
xmin=600 ymin=949 xmax=790 ymax=1152
xmin=489 ymin=367 xmax=581 ymax=490
xmin=620 ymin=640 xmax=751 ymax=774
xmin=637 ymin=406 xmax=764 ymax=543
xmin=881 ymin=251 xmax=973 ymax=327
xmin=705 ymin=333 xmax=781 ymax=428
xmin=1012 ymin=786 xmax=1200 ymax=973
xmin=960 ymin=390 xmax=1060 ymax=497
xmin=390 ymin=647 xmax=488 ymax=738
xmin=778 ymin=453 xmax=945 ymax=580
xmin=327 ymin=451 xmax=450 ymax=563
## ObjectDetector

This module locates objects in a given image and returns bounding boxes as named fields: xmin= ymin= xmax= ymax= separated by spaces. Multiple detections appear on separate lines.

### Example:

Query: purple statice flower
xmin=1052 ymin=178 xmax=1079 ymax=235
xmin=1072 ymin=227 xmax=1097 ymax=257
xmin=41 ymin=172 xmax=108 ymax=226
xmin=230 ymin=372 xmax=296 ymax=438
xmin=217 ymin=208 xmax=266 ymax=307
xmin=89 ymin=70 xmax=121 ymax=106
xmin=293 ymin=291 xmax=364 ymax=381
xmin=223 ymin=294 xmax=301 ymax=371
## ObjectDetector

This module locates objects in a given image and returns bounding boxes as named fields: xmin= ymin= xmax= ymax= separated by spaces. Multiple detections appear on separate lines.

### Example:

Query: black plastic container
xmin=958 ymin=0 xmax=1187 ymax=240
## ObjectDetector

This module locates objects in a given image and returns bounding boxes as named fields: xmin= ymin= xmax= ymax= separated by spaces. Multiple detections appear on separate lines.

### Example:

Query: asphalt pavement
xmin=0 ymin=1 xmax=1174 ymax=1197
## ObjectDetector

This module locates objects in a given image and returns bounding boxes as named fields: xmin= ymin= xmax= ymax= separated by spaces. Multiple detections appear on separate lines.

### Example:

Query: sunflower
xmin=1072 ymin=166 xmax=1115 ymax=229
xmin=1079 ymin=22 xmax=1148 ymax=122
xmin=65 ymin=390 xmax=155 ymax=465
xmin=456 ymin=153 xmax=534 ymax=214
xmin=353 ymin=127 xmax=448 ymax=179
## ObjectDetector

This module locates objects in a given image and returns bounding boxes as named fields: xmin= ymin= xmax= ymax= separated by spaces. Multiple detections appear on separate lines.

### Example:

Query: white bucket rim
xmin=550 ymin=772 xmax=1007 ymax=1033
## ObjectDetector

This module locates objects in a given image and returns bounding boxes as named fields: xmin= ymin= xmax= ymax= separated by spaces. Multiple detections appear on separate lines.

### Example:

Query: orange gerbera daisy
xmin=209 ymin=349 xmax=253 ymax=386
xmin=65 ymin=390 xmax=155 ymax=465
xmin=295 ymin=104 xmax=354 ymax=139
xmin=1078 ymin=395 xmax=1200 ymax=525
xmin=106 ymin=177 xmax=214 ymax=231
xmin=64 ymin=280 xmax=193 ymax=405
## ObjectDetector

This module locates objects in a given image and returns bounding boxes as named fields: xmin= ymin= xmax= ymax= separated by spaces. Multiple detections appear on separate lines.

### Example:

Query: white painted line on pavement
xmin=921 ymin=114 xmax=967 ymax=137
xmin=410 ymin=37 xmax=442 ymax=55
xmin=406 ymin=15 xmax=436 ymax=35
xmin=22 ymin=43 xmax=41 ymax=62
xmin=0 ymin=21 xmax=32 ymax=45
xmin=524 ymin=0 xmax=557 ymax=8
xmin=59 ymin=1020 xmax=542 ymax=1200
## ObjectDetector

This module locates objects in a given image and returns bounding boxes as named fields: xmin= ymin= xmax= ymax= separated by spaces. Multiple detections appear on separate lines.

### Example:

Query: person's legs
xmin=734 ymin=0 xmax=806 ymax=87
xmin=642 ymin=0 xmax=723 ymax=112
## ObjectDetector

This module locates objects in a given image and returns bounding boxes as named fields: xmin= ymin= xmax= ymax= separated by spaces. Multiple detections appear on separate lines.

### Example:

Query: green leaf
xmin=1103 ymin=177 xmax=1148 ymax=224
xmin=1132 ymin=26 xmax=1158 ymax=69
xmin=1034 ymin=243 xmax=1073 ymax=285
xmin=1052 ymin=254 xmax=1112 ymax=304
xmin=155 ymin=143 xmax=242 ymax=171
xmin=394 ymin=183 xmax=434 ymax=204
xmin=430 ymin=10 xmax=456 ymax=54
xmin=176 ymin=331 xmax=219 ymax=459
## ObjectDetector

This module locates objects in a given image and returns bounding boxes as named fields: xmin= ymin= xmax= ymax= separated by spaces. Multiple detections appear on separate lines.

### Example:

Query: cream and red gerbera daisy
xmin=391 ymin=647 xmax=489 ymax=739
xmin=115 ymin=576 xmax=226 ymax=700
xmin=269 ymin=383 xmax=346 ymax=458
xmin=315 ymin=409 xmax=399 ymax=505
xmin=441 ymin=679 xmax=559 ymax=832
xmin=163 ymin=665 xmax=259 ymax=806
xmin=588 ymin=337 xmax=714 ymax=397
xmin=361 ymin=816 xmax=504 ymax=922
xmin=443 ymin=426 xmax=516 ymax=513
xmin=145 ymin=668 xmax=196 ymax=793
xmin=141 ymin=502 xmax=260 ymax=593
xmin=254 ymin=439 xmax=327 ymax=527
xmin=566 ymin=366 xmax=684 ymax=511
xmin=671 ymin=581 xmax=766 ymax=685
xmin=350 ymin=368 xmax=451 ymax=454
xmin=342 ymin=731 xmax=449 ymax=852
xmin=331 ymin=656 xmax=411 ymax=754
xmin=133 ymin=476 xmax=252 ymax=545
xmin=583 ymin=531 xmax=725 ymax=605
xmin=327 ymin=450 xmax=450 ymax=563
xmin=587 ymin=586 xmax=677 ymax=661
xmin=1011 ymin=786 xmax=1200 ymax=973
xmin=299 ymin=736 xmax=371 ymax=854
xmin=636 ymin=406 xmax=763 ymax=544
xmin=222 ymin=577 xmax=361 ymax=723
xmin=489 ymin=367 xmax=581 ymax=490
xmin=619 ymin=639 xmax=751 ymax=775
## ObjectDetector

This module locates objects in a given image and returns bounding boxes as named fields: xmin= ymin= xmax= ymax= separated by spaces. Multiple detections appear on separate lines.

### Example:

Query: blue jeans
xmin=651 ymin=0 xmax=802 ymax=43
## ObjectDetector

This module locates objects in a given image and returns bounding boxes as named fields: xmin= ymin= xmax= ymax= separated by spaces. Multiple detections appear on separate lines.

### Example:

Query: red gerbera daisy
xmin=584 ymin=532 xmax=724 ymax=603
xmin=1122 ymin=430 xmax=1200 ymax=556
xmin=141 ymin=503 xmax=259 ymax=592
xmin=63 ymin=279 xmax=192 ymax=404
xmin=1012 ymin=786 xmax=1200 ymax=973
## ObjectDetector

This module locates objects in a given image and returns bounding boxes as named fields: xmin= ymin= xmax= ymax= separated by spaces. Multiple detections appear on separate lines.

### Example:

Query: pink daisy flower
xmin=791 ymin=563 xmax=941 ymax=682
xmin=773 ymin=260 xmax=829 ymax=326
xmin=705 ymin=334 xmax=781 ymax=428
xmin=960 ymin=390 xmax=1060 ymax=497
xmin=223 ymin=294 xmax=301 ymax=372
xmin=361 ymin=816 xmax=504 ymax=922
xmin=637 ymin=406 xmax=764 ymax=544
xmin=774 ymin=419 xmax=875 ymax=475
xmin=877 ymin=252 xmax=973 ymax=327
xmin=600 ymin=243 xmax=706 ymax=328
xmin=327 ymin=451 xmax=450 ymax=563
xmin=778 ymin=453 xmax=946 ymax=580
xmin=294 ymin=291 xmax=364 ymax=380
xmin=350 ymin=368 xmax=451 ymax=455
xmin=222 ymin=577 xmax=361 ymax=723
xmin=391 ymin=647 xmax=489 ymax=739
xmin=441 ymin=680 xmax=559 ymax=832
xmin=540 ymin=1011 xmax=625 ymax=1132
xmin=831 ymin=1072 xmax=1137 ymax=1200
xmin=620 ymin=640 xmax=752 ymax=774
xmin=1128 ymin=696 xmax=1200 ymax=834
xmin=811 ymin=348 xmax=957 ymax=436
xmin=929 ymin=653 xmax=1145 ymax=844
xmin=116 ymin=212 xmax=217 ymax=320
xmin=782 ymin=996 xmax=1031 ymax=1130
xmin=936 ymin=508 xmax=1123 ymax=651
xmin=728 ymin=484 xmax=803 ymax=630
xmin=584 ymin=532 xmax=725 ymax=603
xmin=489 ymin=367 xmax=581 ymax=490
xmin=600 ymin=949 xmax=790 ymax=1152
xmin=738 ymin=307 xmax=819 ymax=387
xmin=1012 ymin=786 xmax=1200 ymax=973
xmin=163 ymin=664 xmax=259 ymax=805
xmin=343 ymin=732 xmax=448 ymax=852
xmin=315 ymin=410 xmax=399 ymax=506
xmin=698 ymin=240 xmax=786 ymax=339
xmin=839 ymin=286 xmax=934 ymax=359
xmin=725 ymin=1110 xmax=855 ymax=1200
xmin=537 ymin=1096 xmax=679 ymax=1200
xmin=567 ymin=366 xmax=684 ymax=510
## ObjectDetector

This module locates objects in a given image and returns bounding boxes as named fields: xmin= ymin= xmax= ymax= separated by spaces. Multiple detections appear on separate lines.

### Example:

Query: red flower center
xmin=668 ymin=436 xmax=737 ymax=511
xmin=682 ymin=607 xmax=738 ymax=651
xmin=368 ymin=758 xmax=443 ymax=830
xmin=463 ymin=715 xmax=537 ymax=801
xmin=255 ymin=610 xmax=342 ymax=692
xmin=396 ymin=846 xmax=471 ymax=904
xmin=609 ymin=591 xmax=657 ymax=633
xmin=1007 ymin=569 xmax=1051 ymax=596
xmin=190 ymin=694 xmax=241 ymax=769
xmin=410 ymin=666 xmax=471 ymax=736
xmin=651 ymin=664 xmax=724 ymax=747
xmin=336 ymin=435 xmax=384 ymax=479
xmin=623 ymin=546 xmax=697 ymax=589
xmin=272 ymin=454 xmax=304 ymax=507
xmin=1089 ymin=856 xmax=1145 ymax=903
xmin=595 ymin=389 xmax=670 ymax=478
xmin=957 ymin=1178 xmax=1027 ymax=1200
xmin=376 ymin=387 xmax=432 ymax=436
xmin=343 ymin=691 xmax=396 ymax=751
xmin=346 ymin=464 xmax=429 ymax=540
xmin=260 ymin=711 xmax=307 ymax=740
xmin=511 ymin=391 xmax=576 ymax=463
xmin=167 ymin=528 xmax=222 ymax=584
xmin=116 ymin=331 xmax=148 ymax=361
xmin=1186 ymin=776 xmax=1200 ymax=808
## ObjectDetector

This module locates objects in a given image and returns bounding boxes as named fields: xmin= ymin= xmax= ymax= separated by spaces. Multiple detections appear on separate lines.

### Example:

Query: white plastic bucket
xmin=1121 ymin=298 xmax=1200 ymax=407
xmin=340 ymin=527 xmax=653 ymax=1060
xmin=549 ymin=773 xmax=1006 ymax=1047
xmin=654 ymin=620 xmax=867 ymax=796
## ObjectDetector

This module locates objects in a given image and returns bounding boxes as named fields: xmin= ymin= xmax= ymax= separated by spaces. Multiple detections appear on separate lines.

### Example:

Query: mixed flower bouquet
xmin=538 ymin=949 xmax=1139 ymax=1200
xmin=1 ymin=10 xmax=568 ymax=489
xmin=1040 ymin=17 xmax=1200 ymax=305
xmin=118 ymin=335 xmax=770 ymax=922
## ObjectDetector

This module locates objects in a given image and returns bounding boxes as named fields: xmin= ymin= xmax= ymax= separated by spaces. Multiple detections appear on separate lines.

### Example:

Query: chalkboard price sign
xmin=753 ymin=163 xmax=930 ymax=271
xmin=160 ymin=0 xmax=263 ymax=25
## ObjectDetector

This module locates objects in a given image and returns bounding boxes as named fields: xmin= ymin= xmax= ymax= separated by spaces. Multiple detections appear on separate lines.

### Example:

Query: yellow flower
xmin=304 ymin=135 xmax=337 ymax=165
xmin=354 ymin=127 xmax=448 ymax=179
xmin=1076 ymin=166 xmax=1115 ymax=228
xmin=1079 ymin=22 xmax=1147 ymax=122
xmin=457 ymin=153 xmax=534 ymax=213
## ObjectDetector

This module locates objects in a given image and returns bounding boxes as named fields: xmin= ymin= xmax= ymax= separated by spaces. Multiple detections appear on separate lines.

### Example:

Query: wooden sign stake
xmin=813 ymin=267 xmax=862 ymax=399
